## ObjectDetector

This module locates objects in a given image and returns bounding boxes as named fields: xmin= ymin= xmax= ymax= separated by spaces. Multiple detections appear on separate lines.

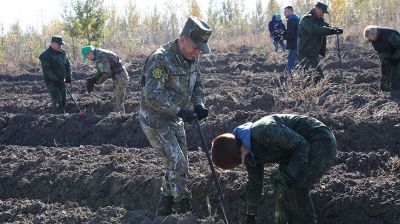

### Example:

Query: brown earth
xmin=0 ymin=45 xmax=399 ymax=223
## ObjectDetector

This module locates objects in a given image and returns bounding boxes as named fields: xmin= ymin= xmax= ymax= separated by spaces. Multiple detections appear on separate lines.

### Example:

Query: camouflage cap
xmin=181 ymin=16 xmax=213 ymax=53
xmin=51 ymin=36 xmax=66 ymax=45
xmin=315 ymin=2 xmax=329 ymax=14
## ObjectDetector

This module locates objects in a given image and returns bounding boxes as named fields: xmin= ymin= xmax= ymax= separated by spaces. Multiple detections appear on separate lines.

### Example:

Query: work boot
xmin=174 ymin=198 xmax=192 ymax=214
xmin=155 ymin=195 xmax=174 ymax=216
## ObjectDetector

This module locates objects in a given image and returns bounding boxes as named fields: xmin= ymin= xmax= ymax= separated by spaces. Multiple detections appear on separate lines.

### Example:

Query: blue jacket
xmin=284 ymin=13 xmax=300 ymax=50
xmin=268 ymin=15 xmax=286 ymax=41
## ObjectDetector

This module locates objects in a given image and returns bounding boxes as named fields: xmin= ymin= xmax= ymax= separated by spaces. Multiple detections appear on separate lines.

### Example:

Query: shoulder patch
xmin=152 ymin=68 xmax=164 ymax=79
xmin=97 ymin=63 xmax=104 ymax=72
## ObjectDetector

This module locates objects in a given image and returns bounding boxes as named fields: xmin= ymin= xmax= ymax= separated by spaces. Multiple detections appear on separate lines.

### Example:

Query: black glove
xmin=241 ymin=214 xmax=256 ymax=224
xmin=177 ymin=109 xmax=195 ymax=122
xmin=194 ymin=105 xmax=208 ymax=121
xmin=55 ymin=79 xmax=65 ymax=85
xmin=86 ymin=76 xmax=96 ymax=93
xmin=335 ymin=28 xmax=344 ymax=35
xmin=65 ymin=76 xmax=72 ymax=84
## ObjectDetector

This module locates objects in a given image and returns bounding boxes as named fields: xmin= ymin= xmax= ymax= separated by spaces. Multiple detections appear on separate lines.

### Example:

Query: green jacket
xmin=92 ymin=48 xmax=126 ymax=84
xmin=297 ymin=9 xmax=332 ymax=57
xmin=39 ymin=47 xmax=71 ymax=83
xmin=243 ymin=114 xmax=328 ymax=213
xmin=372 ymin=28 xmax=400 ymax=64
xmin=139 ymin=39 xmax=205 ymax=126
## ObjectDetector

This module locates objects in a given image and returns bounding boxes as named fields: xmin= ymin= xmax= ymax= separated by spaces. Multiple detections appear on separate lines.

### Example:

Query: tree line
xmin=0 ymin=0 xmax=398 ymax=72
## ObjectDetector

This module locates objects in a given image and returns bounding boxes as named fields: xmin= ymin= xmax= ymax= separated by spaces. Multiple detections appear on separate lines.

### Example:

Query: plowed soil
xmin=0 ymin=44 xmax=399 ymax=224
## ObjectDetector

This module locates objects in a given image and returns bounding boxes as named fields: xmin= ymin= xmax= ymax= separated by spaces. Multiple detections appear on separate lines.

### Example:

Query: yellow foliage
xmin=330 ymin=0 xmax=347 ymax=26
xmin=189 ymin=0 xmax=202 ymax=18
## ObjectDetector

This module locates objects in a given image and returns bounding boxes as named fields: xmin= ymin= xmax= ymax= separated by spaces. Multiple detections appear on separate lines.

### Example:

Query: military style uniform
xmin=139 ymin=39 xmax=205 ymax=202
xmin=39 ymin=37 xmax=71 ymax=114
xmin=92 ymin=49 xmax=129 ymax=113
xmin=139 ymin=17 xmax=212 ymax=213
xmin=370 ymin=28 xmax=400 ymax=91
xmin=234 ymin=114 xmax=337 ymax=224
xmin=297 ymin=7 xmax=340 ymax=84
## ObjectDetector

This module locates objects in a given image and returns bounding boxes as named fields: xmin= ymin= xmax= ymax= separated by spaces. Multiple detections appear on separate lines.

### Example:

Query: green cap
xmin=316 ymin=2 xmax=329 ymax=14
xmin=181 ymin=16 xmax=213 ymax=53
xmin=275 ymin=14 xmax=282 ymax=21
xmin=51 ymin=36 xmax=65 ymax=45
xmin=81 ymin=45 xmax=94 ymax=61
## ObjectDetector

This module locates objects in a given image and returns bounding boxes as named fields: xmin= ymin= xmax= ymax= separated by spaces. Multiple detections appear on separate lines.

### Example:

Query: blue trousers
xmin=273 ymin=39 xmax=286 ymax=52
xmin=287 ymin=49 xmax=298 ymax=75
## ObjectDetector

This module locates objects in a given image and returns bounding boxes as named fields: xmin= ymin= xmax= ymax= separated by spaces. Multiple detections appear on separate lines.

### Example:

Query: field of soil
xmin=0 ymin=43 xmax=399 ymax=223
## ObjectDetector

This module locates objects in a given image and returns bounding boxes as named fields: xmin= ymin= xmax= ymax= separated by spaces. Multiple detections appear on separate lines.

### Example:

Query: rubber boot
xmin=155 ymin=195 xmax=174 ymax=216
xmin=174 ymin=198 xmax=192 ymax=214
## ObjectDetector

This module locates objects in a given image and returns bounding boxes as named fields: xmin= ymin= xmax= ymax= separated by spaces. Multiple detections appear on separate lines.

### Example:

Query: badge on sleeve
xmin=152 ymin=68 xmax=163 ymax=79
xmin=97 ymin=63 xmax=104 ymax=72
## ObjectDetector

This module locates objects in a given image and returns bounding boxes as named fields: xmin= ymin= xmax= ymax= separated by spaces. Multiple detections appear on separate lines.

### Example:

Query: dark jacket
xmin=371 ymin=28 xmax=400 ymax=63
xmin=268 ymin=15 xmax=286 ymax=41
xmin=284 ymin=13 xmax=300 ymax=50
xmin=297 ymin=9 xmax=333 ymax=57
xmin=39 ymin=47 xmax=71 ymax=83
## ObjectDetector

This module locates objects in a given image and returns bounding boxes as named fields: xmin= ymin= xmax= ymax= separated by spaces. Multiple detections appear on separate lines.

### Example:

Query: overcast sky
xmin=0 ymin=0 xmax=292 ymax=33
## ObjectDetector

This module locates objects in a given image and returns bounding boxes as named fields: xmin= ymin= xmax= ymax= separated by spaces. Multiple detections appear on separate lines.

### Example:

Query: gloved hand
xmin=86 ymin=76 xmax=96 ymax=93
xmin=55 ymin=79 xmax=65 ymax=85
xmin=335 ymin=28 xmax=344 ymax=35
xmin=65 ymin=76 xmax=72 ymax=83
xmin=177 ymin=109 xmax=195 ymax=122
xmin=241 ymin=214 xmax=256 ymax=224
xmin=194 ymin=105 xmax=208 ymax=121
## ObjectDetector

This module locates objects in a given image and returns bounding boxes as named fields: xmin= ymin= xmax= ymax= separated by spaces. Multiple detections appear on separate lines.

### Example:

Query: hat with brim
xmin=51 ymin=36 xmax=66 ymax=45
xmin=181 ymin=16 xmax=213 ymax=53
xmin=316 ymin=2 xmax=329 ymax=14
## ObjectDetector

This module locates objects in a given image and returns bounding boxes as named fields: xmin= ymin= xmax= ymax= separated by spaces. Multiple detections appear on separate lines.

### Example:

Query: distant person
xmin=268 ymin=14 xmax=287 ymax=53
xmin=39 ymin=36 xmax=72 ymax=114
xmin=283 ymin=6 xmax=300 ymax=76
xmin=139 ymin=16 xmax=212 ymax=216
xmin=81 ymin=46 xmax=129 ymax=113
xmin=364 ymin=25 xmax=400 ymax=91
xmin=297 ymin=2 xmax=343 ymax=85
xmin=211 ymin=114 xmax=337 ymax=224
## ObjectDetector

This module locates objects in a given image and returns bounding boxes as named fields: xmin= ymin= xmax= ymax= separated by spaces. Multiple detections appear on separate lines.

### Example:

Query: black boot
xmin=174 ymin=198 xmax=192 ymax=214
xmin=155 ymin=195 xmax=174 ymax=216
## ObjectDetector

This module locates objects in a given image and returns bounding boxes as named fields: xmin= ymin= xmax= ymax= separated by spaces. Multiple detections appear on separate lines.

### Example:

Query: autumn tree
xmin=266 ymin=0 xmax=280 ymax=21
xmin=251 ymin=0 xmax=265 ymax=33
xmin=188 ymin=0 xmax=202 ymax=18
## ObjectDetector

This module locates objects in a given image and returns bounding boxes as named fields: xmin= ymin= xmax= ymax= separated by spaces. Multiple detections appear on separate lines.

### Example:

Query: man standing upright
xmin=81 ymin=46 xmax=129 ymax=113
xmin=139 ymin=16 xmax=212 ymax=216
xmin=283 ymin=6 xmax=300 ymax=76
xmin=297 ymin=2 xmax=343 ymax=85
xmin=39 ymin=36 xmax=72 ymax=114
xmin=364 ymin=25 xmax=400 ymax=91
xmin=269 ymin=14 xmax=287 ymax=53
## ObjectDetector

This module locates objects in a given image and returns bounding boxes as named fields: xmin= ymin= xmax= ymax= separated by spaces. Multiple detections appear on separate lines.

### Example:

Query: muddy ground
xmin=0 ymin=43 xmax=399 ymax=223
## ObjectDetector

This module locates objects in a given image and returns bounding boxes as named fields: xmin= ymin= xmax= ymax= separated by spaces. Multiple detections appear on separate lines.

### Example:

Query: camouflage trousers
xmin=279 ymin=128 xmax=337 ymax=224
xmin=297 ymin=54 xmax=324 ymax=85
xmin=380 ymin=62 xmax=400 ymax=91
xmin=45 ymin=81 xmax=66 ymax=114
xmin=139 ymin=115 xmax=191 ymax=202
xmin=112 ymin=69 xmax=129 ymax=113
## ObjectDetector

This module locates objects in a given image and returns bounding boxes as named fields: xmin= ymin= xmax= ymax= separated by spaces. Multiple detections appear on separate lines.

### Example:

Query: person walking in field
xmin=283 ymin=6 xmax=300 ymax=76
xmin=39 ymin=36 xmax=72 ymax=114
xmin=297 ymin=2 xmax=343 ymax=85
xmin=211 ymin=114 xmax=337 ymax=224
xmin=81 ymin=46 xmax=129 ymax=113
xmin=364 ymin=25 xmax=400 ymax=91
xmin=139 ymin=16 xmax=212 ymax=216
xmin=269 ymin=14 xmax=287 ymax=53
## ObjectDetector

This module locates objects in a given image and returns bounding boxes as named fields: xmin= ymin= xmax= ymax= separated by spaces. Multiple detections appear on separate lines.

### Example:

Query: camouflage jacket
xmin=139 ymin=39 xmax=205 ymax=126
xmin=242 ymin=114 xmax=328 ymax=213
xmin=93 ymin=49 xmax=125 ymax=84
xmin=297 ymin=9 xmax=331 ymax=57
xmin=39 ymin=47 xmax=71 ymax=83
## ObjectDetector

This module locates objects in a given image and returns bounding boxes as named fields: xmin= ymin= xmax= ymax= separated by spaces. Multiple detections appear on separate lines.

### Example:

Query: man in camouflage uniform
xmin=364 ymin=25 xmax=400 ymax=91
xmin=211 ymin=114 xmax=337 ymax=224
xmin=297 ymin=2 xmax=343 ymax=85
xmin=39 ymin=36 xmax=72 ymax=114
xmin=139 ymin=16 xmax=212 ymax=216
xmin=81 ymin=46 xmax=129 ymax=113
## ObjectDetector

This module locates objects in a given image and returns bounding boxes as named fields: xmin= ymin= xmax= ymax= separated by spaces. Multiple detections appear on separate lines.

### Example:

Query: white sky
xmin=0 ymin=0 xmax=292 ymax=33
